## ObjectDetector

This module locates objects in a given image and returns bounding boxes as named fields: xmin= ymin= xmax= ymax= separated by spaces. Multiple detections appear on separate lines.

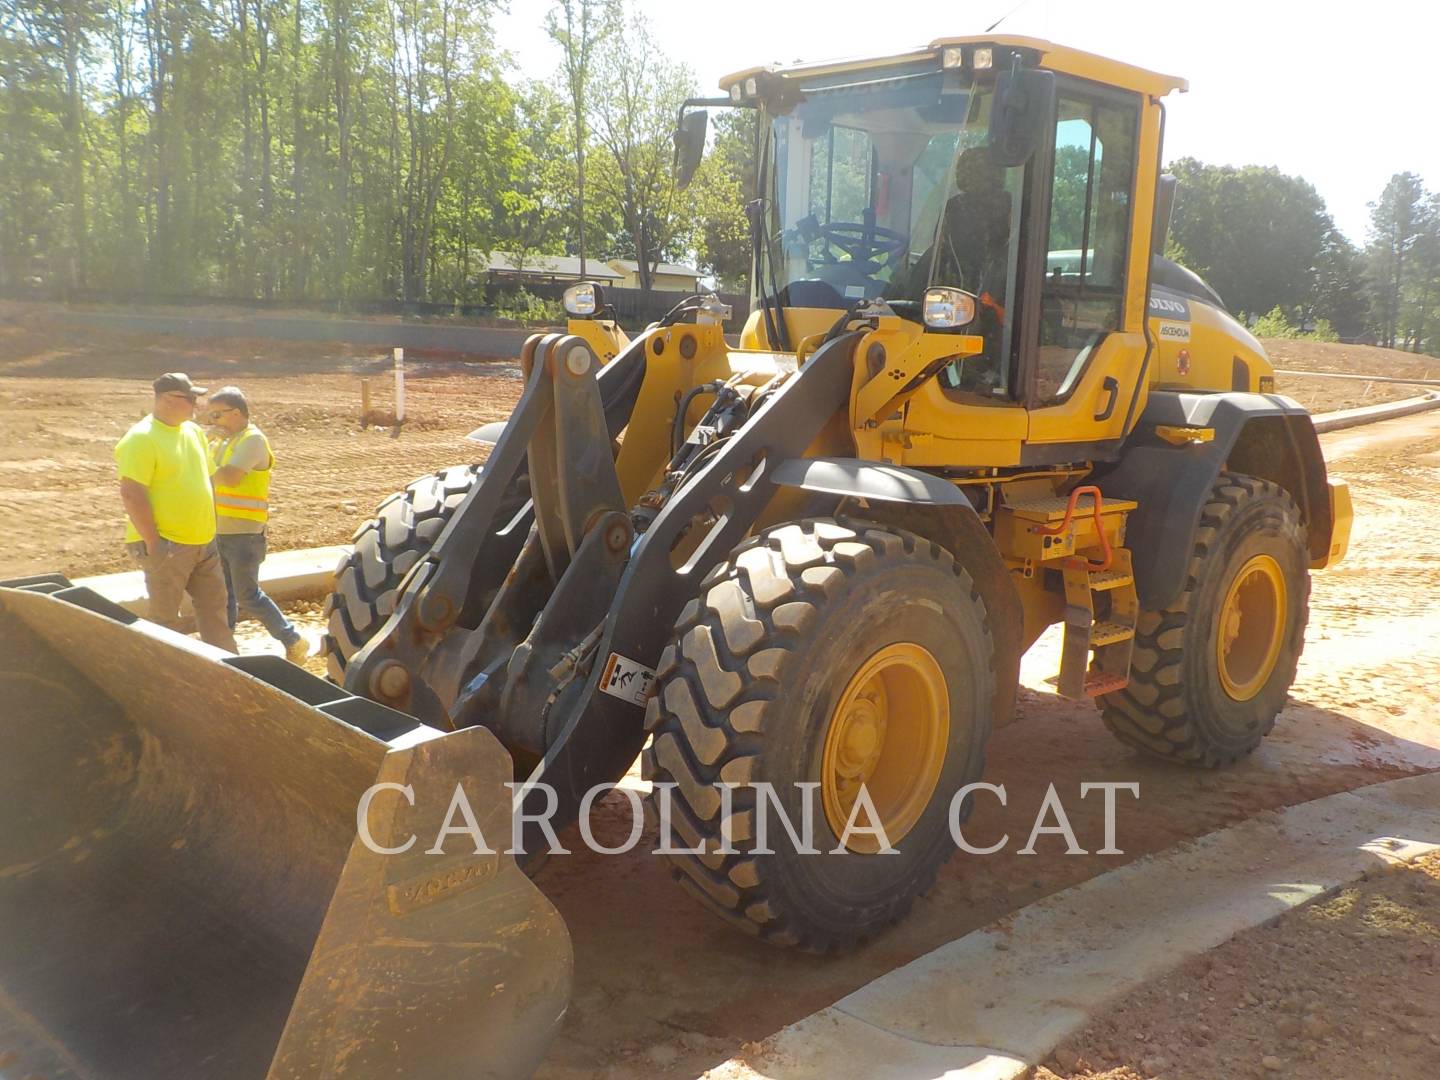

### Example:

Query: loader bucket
xmin=0 ymin=583 xmax=571 ymax=1079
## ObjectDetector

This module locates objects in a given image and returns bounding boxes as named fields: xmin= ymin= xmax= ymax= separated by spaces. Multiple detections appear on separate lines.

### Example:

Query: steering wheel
xmin=817 ymin=221 xmax=908 ymax=269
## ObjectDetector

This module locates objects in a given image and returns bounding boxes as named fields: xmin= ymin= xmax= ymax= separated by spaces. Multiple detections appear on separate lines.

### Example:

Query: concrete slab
xmin=703 ymin=772 xmax=1440 ymax=1080
xmin=76 ymin=544 xmax=347 ymax=617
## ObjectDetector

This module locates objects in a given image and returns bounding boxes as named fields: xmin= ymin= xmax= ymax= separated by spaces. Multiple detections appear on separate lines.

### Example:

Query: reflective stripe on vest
xmin=214 ymin=425 xmax=273 ymax=523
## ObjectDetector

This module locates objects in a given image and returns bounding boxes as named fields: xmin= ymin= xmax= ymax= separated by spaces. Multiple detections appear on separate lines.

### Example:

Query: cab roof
xmin=719 ymin=34 xmax=1187 ymax=99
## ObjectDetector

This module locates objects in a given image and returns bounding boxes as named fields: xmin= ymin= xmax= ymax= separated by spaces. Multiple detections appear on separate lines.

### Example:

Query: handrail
xmin=1034 ymin=484 xmax=1113 ymax=572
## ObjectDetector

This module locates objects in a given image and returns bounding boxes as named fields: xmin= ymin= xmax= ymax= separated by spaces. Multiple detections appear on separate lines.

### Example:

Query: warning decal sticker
xmin=599 ymin=652 xmax=656 ymax=706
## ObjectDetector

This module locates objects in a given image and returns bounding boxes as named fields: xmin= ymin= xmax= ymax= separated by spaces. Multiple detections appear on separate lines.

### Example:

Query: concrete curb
xmin=701 ymin=773 xmax=1440 ymax=1080
xmin=76 ymin=545 xmax=347 ymax=618
xmin=1274 ymin=369 xmax=1440 ymax=389
xmin=1311 ymin=392 xmax=1440 ymax=433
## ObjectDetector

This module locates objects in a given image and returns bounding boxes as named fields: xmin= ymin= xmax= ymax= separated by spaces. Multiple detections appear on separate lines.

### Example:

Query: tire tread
xmin=1099 ymin=472 xmax=1310 ymax=767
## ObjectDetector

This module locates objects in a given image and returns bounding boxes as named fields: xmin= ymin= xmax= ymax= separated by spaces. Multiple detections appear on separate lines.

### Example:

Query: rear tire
xmin=1099 ymin=472 xmax=1309 ymax=767
xmin=322 ymin=465 xmax=481 ymax=682
xmin=641 ymin=519 xmax=995 ymax=952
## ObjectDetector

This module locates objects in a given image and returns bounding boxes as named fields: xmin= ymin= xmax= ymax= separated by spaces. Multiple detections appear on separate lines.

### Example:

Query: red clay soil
xmin=1 ymin=299 xmax=1434 ymax=581
xmin=0 ymin=301 xmax=522 ymax=580
xmin=1267 ymin=338 xmax=1438 ymax=413
xmin=1031 ymin=850 xmax=1440 ymax=1080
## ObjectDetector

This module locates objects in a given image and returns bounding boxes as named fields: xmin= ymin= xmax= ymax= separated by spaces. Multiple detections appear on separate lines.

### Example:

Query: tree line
xmin=0 ymin=0 xmax=748 ymax=302
xmin=2 ymin=0 xmax=1437 ymax=354
xmin=1165 ymin=160 xmax=1440 ymax=353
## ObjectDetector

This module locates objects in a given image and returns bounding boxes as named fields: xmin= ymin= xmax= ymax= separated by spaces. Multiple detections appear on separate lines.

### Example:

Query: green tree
xmin=1047 ymin=144 xmax=1091 ymax=250
xmin=545 ymin=0 xmax=616 ymax=279
xmin=587 ymin=11 xmax=695 ymax=290
xmin=1166 ymin=159 xmax=1330 ymax=317
xmin=1308 ymin=222 xmax=1369 ymax=342
xmin=1399 ymin=192 xmax=1440 ymax=354
xmin=1365 ymin=171 xmax=1425 ymax=349
xmin=495 ymin=81 xmax=576 ymax=273
xmin=689 ymin=107 xmax=753 ymax=291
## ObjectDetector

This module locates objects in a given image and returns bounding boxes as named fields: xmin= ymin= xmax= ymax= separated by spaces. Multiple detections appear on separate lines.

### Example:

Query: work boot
xmin=285 ymin=635 xmax=312 ymax=664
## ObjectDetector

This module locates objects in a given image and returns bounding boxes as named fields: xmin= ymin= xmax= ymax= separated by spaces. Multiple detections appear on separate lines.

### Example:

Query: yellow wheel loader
xmin=1 ymin=35 xmax=1351 ymax=1078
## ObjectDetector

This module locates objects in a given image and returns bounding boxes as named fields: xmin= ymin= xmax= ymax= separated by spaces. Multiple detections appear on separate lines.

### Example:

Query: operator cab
xmin=759 ymin=60 xmax=1023 ymax=393
xmin=700 ymin=37 xmax=1186 ymax=449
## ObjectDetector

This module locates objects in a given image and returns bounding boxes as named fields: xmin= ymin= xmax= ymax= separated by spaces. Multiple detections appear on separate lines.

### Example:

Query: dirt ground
xmin=0 ymin=299 xmax=1434 ymax=581
xmin=6 ymin=301 xmax=1440 ymax=1078
xmin=0 ymin=301 xmax=523 ymax=579
xmin=1031 ymin=849 xmax=1440 ymax=1080
xmin=1267 ymin=338 xmax=1439 ymax=413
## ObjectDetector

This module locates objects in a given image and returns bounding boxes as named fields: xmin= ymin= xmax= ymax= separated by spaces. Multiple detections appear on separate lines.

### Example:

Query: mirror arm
xmin=675 ymin=96 xmax=736 ymax=129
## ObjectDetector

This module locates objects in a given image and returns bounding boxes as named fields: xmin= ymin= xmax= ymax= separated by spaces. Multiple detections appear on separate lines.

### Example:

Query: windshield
xmin=759 ymin=67 xmax=1021 ymax=316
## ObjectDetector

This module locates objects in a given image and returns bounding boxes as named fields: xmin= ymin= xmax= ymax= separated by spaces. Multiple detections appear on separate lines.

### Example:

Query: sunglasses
xmin=162 ymin=392 xmax=198 ymax=402
xmin=206 ymin=407 xmax=238 ymax=421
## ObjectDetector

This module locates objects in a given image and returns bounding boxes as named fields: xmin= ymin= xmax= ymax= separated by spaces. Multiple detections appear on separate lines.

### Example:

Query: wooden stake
xmin=394 ymin=347 xmax=406 ymax=425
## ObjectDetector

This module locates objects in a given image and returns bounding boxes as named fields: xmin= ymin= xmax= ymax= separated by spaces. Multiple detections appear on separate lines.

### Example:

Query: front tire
xmin=641 ymin=519 xmax=995 ymax=952
xmin=322 ymin=465 xmax=481 ymax=682
xmin=1099 ymin=472 xmax=1309 ymax=767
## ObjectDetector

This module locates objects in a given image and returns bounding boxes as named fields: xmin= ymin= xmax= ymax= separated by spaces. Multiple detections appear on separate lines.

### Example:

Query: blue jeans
xmin=217 ymin=532 xmax=300 ymax=646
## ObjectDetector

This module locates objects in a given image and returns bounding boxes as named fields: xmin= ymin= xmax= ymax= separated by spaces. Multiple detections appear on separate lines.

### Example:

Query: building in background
xmin=606 ymin=260 xmax=702 ymax=292
xmin=483 ymin=253 xmax=625 ymax=288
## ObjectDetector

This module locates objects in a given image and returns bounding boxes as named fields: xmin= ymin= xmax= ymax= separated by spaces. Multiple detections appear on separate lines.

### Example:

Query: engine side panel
xmin=1147 ymin=286 xmax=1274 ymax=394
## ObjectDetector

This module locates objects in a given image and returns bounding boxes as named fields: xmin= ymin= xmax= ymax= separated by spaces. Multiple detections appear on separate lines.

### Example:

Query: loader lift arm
xmin=346 ymin=328 xmax=864 ymax=851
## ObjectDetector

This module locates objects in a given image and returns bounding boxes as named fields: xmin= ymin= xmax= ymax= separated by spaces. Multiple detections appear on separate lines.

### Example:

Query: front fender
xmin=770 ymin=456 xmax=975 ymax=506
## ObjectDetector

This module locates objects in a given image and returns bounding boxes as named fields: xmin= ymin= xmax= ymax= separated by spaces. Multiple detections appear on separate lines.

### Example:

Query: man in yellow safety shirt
xmin=206 ymin=385 xmax=310 ymax=663
xmin=114 ymin=372 xmax=238 ymax=651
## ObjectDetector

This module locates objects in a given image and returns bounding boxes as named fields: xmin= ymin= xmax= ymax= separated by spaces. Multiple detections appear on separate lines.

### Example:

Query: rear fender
xmin=1096 ymin=391 xmax=1333 ymax=609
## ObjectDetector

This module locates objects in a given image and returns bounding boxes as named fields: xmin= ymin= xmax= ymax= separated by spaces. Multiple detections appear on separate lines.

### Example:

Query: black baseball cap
xmin=152 ymin=372 xmax=208 ymax=397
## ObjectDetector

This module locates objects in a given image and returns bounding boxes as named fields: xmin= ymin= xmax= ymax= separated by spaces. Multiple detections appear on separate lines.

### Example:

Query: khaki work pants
xmin=127 ymin=539 xmax=239 ymax=652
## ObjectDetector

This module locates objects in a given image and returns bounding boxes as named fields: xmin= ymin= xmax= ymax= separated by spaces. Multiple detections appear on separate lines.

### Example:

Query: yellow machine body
xmin=0 ymin=33 xmax=1352 ymax=1080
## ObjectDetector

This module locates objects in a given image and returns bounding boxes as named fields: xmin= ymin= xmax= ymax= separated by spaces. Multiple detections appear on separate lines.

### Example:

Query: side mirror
xmin=563 ymin=281 xmax=602 ymax=317
xmin=987 ymin=68 xmax=1056 ymax=168
xmin=674 ymin=109 xmax=709 ymax=190
xmin=922 ymin=287 xmax=977 ymax=329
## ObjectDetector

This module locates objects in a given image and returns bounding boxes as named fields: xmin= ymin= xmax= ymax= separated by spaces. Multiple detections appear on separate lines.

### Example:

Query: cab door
xmin=1022 ymin=84 xmax=1152 ymax=459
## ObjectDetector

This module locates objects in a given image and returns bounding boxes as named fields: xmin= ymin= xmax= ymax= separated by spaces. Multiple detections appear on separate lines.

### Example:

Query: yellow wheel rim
xmin=1216 ymin=554 xmax=1288 ymax=702
xmin=821 ymin=643 xmax=949 ymax=854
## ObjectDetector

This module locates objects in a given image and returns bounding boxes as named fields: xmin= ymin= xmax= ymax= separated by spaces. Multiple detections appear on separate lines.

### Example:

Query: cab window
xmin=809 ymin=126 xmax=874 ymax=225
xmin=1035 ymin=94 xmax=1138 ymax=403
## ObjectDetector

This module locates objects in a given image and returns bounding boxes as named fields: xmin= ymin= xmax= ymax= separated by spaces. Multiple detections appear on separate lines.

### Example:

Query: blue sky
xmin=498 ymin=0 xmax=1440 ymax=245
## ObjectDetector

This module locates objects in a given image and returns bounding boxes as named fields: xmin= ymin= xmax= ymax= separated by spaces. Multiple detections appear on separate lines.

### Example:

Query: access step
xmin=1054 ymin=546 xmax=1139 ymax=701
xmin=1090 ymin=621 xmax=1135 ymax=647
xmin=1087 ymin=568 xmax=1134 ymax=591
